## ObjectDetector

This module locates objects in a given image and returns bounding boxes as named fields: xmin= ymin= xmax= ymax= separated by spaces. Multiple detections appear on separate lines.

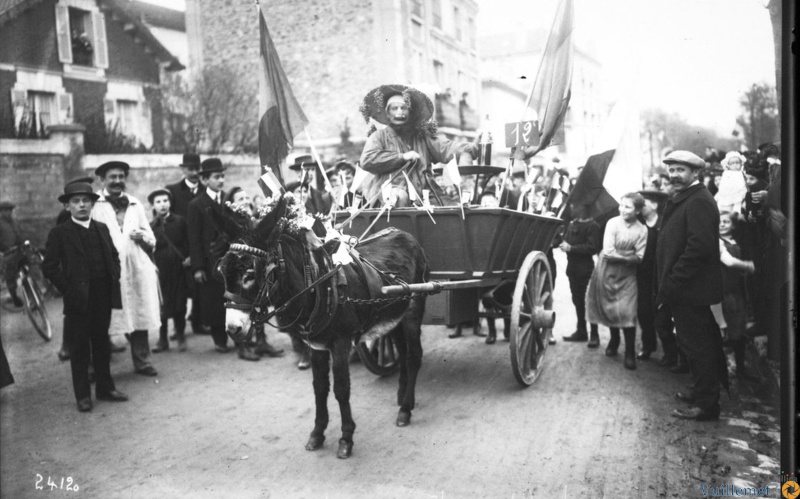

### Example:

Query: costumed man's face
xmin=386 ymin=95 xmax=410 ymax=127
xmin=66 ymin=195 xmax=94 ymax=221
xmin=667 ymin=164 xmax=698 ymax=193
xmin=103 ymin=168 xmax=127 ymax=197
xmin=182 ymin=166 xmax=200 ymax=183
xmin=152 ymin=195 xmax=171 ymax=217
xmin=204 ymin=172 xmax=225 ymax=192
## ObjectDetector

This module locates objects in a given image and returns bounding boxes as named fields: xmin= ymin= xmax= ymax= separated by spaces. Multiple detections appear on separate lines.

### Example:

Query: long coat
xmin=166 ymin=179 xmax=199 ymax=218
xmin=150 ymin=213 xmax=189 ymax=317
xmin=42 ymin=219 xmax=122 ymax=315
xmin=360 ymin=126 xmax=472 ymax=206
xmin=92 ymin=191 xmax=161 ymax=333
xmin=656 ymin=183 xmax=722 ymax=306
xmin=186 ymin=190 xmax=228 ymax=274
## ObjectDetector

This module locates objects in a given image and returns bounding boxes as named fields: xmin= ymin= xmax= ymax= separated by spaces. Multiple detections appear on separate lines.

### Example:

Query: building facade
xmin=185 ymin=0 xmax=480 ymax=159
xmin=0 ymin=0 xmax=184 ymax=152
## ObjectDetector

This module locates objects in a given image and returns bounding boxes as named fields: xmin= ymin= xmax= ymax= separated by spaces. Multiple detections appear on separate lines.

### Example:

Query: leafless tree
xmin=735 ymin=83 xmax=779 ymax=150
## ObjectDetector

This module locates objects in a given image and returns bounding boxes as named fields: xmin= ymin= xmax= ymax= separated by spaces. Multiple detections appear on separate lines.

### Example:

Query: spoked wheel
xmin=356 ymin=334 xmax=400 ymax=377
xmin=22 ymin=274 xmax=52 ymax=341
xmin=510 ymin=251 xmax=555 ymax=386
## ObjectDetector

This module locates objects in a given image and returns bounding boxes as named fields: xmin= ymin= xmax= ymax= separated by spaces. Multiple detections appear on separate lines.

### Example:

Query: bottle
xmin=479 ymin=114 xmax=493 ymax=166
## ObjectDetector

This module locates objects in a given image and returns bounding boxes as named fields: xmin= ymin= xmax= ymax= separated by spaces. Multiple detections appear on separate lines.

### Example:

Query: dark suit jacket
xmin=655 ymin=183 xmax=722 ymax=306
xmin=42 ymin=219 xmax=122 ymax=315
xmin=303 ymin=187 xmax=334 ymax=215
xmin=186 ymin=190 xmax=228 ymax=274
xmin=167 ymin=179 xmax=199 ymax=218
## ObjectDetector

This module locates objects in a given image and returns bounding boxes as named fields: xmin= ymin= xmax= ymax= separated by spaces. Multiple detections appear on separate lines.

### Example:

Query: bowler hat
xmin=0 ymin=201 xmax=15 ymax=210
xmin=180 ymin=153 xmax=201 ymax=169
xmin=95 ymin=161 xmax=130 ymax=178
xmin=66 ymin=176 xmax=94 ymax=186
xmin=58 ymin=182 xmax=100 ymax=203
xmin=662 ymin=151 xmax=705 ymax=170
xmin=199 ymin=158 xmax=226 ymax=175
xmin=147 ymin=188 xmax=172 ymax=205
xmin=289 ymin=155 xmax=319 ymax=171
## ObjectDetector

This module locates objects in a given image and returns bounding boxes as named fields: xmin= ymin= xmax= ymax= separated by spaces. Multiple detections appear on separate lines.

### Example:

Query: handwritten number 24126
xmin=35 ymin=474 xmax=79 ymax=491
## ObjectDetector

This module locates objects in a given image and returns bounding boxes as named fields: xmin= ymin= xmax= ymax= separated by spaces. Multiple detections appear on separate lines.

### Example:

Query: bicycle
xmin=1 ymin=241 xmax=53 ymax=341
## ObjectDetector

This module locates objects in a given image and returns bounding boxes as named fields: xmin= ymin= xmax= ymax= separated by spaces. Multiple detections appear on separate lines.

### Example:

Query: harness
xmin=224 ymin=227 xmax=427 ymax=342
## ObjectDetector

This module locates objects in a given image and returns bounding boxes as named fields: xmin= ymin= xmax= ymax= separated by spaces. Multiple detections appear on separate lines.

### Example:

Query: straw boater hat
xmin=147 ymin=188 xmax=172 ymax=205
xmin=359 ymin=84 xmax=437 ymax=137
xmin=58 ymin=182 xmax=100 ymax=203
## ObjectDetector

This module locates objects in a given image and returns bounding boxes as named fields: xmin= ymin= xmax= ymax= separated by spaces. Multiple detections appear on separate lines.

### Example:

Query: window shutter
xmin=55 ymin=3 xmax=72 ymax=64
xmin=58 ymin=93 xmax=73 ymax=123
xmin=92 ymin=12 xmax=109 ymax=69
xmin=10 ymin=89 xmax=27 ymax=123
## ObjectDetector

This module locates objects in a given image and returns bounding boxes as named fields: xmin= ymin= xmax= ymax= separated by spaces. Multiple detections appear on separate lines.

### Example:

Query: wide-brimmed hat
xmin=58 ymin=182 xmax=100 ymax=203
xmin=289 ymin=155 xmax=319 ymax=171
xmin=147 ymin=188 xmax=172 ymax=205
xmin=180 ymin=153 xmax=201 ymax=169
xmin=95 ymin=161 xmax=130 ymax=178
xmin=199 ymin=158 xmax=226 ymax=175
xmin=66 ymin=176 xmax=94 ymax=186
xmin=0 ymin=201 xmax=15 ymax=210
xmin=360 ymin=84 xmax=436 ymax=135
xmin=638 ymin=189 xmax=668 ymax=203
xmin=662 ymin=150 xmax=705 ymax=170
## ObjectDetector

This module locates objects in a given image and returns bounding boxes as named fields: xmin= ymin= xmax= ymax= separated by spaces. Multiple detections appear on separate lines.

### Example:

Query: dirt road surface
xmin=0 ymin=253 xmax=782 ymax=498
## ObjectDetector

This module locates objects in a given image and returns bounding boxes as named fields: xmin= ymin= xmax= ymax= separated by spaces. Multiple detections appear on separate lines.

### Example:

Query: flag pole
xmin=304 ymin=129 xmax=333 ymax=192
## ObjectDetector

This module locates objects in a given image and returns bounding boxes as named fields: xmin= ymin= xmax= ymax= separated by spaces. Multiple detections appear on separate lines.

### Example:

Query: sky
xmin=141 ymin=0 xmax=777 ymax=136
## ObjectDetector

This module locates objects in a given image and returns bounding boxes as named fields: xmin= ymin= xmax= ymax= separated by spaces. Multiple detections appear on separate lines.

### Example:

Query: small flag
xmin=402 ymin=171 xmax=419 ymax=202
xmin=441 ymin=157 xmax=461 ymax=187
xmin=257 ymin=168 xmax=284 ymax=197
xmin=350 ymin=162 xmax=369 ymax=193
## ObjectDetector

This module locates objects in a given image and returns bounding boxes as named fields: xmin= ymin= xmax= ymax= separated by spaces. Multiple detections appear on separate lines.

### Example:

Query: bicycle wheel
xmin=22 ymin=274 xmax=52 ymax=341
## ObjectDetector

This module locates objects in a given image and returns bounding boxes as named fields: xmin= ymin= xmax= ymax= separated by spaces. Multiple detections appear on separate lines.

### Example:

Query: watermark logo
xmin=782 ymin=479 xmax=799 ymax=499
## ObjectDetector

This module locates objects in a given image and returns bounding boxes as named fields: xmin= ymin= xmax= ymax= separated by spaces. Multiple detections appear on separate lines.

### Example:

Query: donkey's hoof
xmin=336 ymin=439 xmax=353 ymax=459
xmin=396 ymin=411 xmax=411 ymax=427
xmin=305 ymin=435 xmax=325 ymax=451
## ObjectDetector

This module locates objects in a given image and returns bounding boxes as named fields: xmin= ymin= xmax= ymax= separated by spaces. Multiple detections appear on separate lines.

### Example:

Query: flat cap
xmin=662 ymin=150 xmax=705 ymax=170
xmin=95 ymin=161 xmax=130 ymax=178
xmin=147 ymin=188 xmax=172 ymax=205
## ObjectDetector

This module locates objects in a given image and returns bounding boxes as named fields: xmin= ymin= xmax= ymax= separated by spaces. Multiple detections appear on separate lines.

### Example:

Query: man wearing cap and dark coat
xmin=656 ymin=150 xmax=727 ymax=421
xmin=359 ymin=84 xmax=478 ymax=207
xmin=186 ymin=158 xmax=231 ymax=353
xmin=148 ymin=189 xmax=189 ymax=353
xmin=42 ymin=182 xmax=128 ymax=412
xmin=92 ymin=161 xmax=160 ymax=377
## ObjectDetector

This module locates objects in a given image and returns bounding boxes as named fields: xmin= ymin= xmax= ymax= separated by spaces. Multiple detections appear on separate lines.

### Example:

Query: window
xmin=431 ymin=0 xmax=442 ymax=29
xmin=9 ymin=71 xmax=73 ymax=138
xmin=467 ymin=17 xmax=476 ymax=49
xmin=27 ymin=92 xmax=58 ymax=134
xmin=115 ymin=100 xmax=140 ymax=138
xmin=55 ymin=2 xmax=108 ymax=68
xmin=453 ymin=7 xmax=461 ymax=41
xmin=104 ymin=83 xmax=154 ymax=148
xmin=433 ymin=60 xmax=444 ymax=86
xmin=410 ymin=0 xmax=423 ymax=18
xmin=411 ymin=19 xmax=423 ymax=41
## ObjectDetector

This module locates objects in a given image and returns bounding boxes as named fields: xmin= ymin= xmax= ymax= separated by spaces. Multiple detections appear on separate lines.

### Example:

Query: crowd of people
xmin=0 ymin=82 xmax=787 ymax=422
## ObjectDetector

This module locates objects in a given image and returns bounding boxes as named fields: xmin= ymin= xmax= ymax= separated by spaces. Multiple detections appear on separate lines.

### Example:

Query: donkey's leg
xmin=331 ymin=340 xmax=356 ymax=459
xmin=396 ymin=300 xmax=425 ymax=427
xmin=305 ymin=348 xmax=330 ymax=451
xmin=390 ymin=325 xmax=408 ymax=407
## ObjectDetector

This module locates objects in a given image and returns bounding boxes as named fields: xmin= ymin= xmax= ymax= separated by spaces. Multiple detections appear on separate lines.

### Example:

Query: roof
xmin=0 ymin=0 xmax=184 ymax=71
xmin=124 ymin=0 xmax=185 ymax=31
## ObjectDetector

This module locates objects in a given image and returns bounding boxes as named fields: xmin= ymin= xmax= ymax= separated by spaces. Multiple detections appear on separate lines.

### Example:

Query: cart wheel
xmin=356 ymin=334 xmax=400 ymax=376
xmin=510 ymin=251 xmax=555 ymax=386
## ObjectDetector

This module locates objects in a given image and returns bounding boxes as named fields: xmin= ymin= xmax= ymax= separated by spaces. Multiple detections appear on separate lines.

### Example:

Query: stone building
xmin=185 ymin=0 xmax=481 ymax=159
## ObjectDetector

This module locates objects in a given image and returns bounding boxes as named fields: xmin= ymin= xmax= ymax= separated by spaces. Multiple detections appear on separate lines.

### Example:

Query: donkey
xmin=215 ymin=195 xmax=428 ymax=459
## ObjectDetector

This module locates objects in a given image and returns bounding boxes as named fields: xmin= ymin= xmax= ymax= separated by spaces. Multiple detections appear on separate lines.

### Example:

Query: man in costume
xmin=359 ymin=84 xmax=478 ymax=207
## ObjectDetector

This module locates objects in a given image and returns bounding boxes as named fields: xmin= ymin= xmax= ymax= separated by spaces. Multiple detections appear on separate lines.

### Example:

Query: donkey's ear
xmin=252 ymin=195 xmax=287 ymax=244
xmin=206 ymin=206 xmax=246 ymax=241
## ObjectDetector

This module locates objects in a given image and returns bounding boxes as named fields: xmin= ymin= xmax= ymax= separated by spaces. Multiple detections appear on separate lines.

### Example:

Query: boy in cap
xmin=42 ymin=182 xmax=128 ymax=412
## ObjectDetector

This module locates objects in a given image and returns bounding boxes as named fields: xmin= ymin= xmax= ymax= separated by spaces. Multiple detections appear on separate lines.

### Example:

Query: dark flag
xmin=566 ymin=149 xmax=620 ymax=228
xmin=525 ymin=0 xmax=574 ymax=156
xmin=258 ymin=6 xmax=309 ymax=187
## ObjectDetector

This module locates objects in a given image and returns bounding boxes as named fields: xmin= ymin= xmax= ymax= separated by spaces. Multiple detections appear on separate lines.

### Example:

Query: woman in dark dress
xmin=148 ymin=189 xmax=190 ymax=352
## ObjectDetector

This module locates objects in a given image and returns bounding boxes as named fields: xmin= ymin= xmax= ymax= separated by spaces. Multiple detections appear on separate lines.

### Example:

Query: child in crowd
xmin=715 ymin=151 xmax=748 ymax=214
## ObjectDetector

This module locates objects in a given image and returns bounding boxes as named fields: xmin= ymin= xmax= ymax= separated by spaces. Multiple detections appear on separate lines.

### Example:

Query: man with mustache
xmin=92 ymin=161 xmax=160 ymax=377
xmin=360 ymin=84 xmax=478 ymax=207
xmin=656 ymin=150 xmax=727 ymax=421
